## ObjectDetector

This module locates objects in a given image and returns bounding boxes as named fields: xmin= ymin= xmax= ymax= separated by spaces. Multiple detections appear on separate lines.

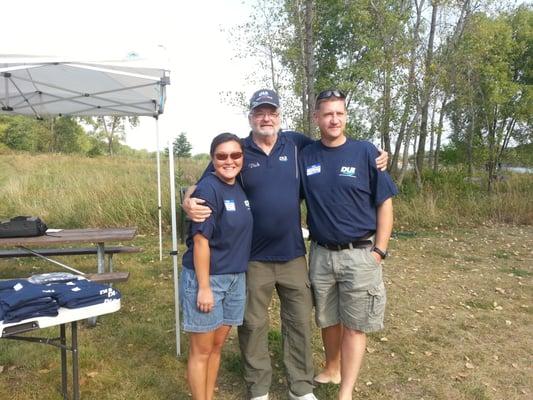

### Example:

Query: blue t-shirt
xmin=299 ymin=139 xmax=398 ymax=245
xmin=201 ymin=131 xmax=313 ymax=262
xmin=182 ymin=173 xmax=253 ymax=274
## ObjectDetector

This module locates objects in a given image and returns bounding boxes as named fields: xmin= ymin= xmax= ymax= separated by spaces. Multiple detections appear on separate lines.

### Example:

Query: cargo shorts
xmin=309 ymin=241 xmax=386 ymax=333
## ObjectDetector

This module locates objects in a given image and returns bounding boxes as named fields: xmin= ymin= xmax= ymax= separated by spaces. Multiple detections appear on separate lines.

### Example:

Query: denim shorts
xmin=180 ymin=267 xmax=246 ymax=333
xmin=309 ymin=241 xmax=386 ymax=333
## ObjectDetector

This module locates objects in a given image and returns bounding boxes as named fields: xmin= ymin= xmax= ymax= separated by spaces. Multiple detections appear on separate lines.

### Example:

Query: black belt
xmin=315 ymin=239 xmax=373 ymax=251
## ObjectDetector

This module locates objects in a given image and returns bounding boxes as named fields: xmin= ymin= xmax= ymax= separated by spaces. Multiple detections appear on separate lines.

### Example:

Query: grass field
xmin=0 ymin=224 xmax=531 ymax=399
xmin=0 ymin=153 xmax=531 ymax=399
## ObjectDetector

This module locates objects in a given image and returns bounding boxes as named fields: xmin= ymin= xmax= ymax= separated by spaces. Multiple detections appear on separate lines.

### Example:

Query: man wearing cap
xmin=183 ymin=89 xmax=388 ymax=400
xmin=299 ymin=90 xmax=397 ymax=400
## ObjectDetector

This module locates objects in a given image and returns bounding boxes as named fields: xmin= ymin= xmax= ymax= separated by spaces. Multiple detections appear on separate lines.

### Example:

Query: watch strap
xmin=371 ymin=245 xmax=388 ymax=259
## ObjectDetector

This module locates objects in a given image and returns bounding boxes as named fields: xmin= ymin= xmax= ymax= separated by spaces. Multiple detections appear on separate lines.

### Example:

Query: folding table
xmin=0 ymin=299 xmax=121 ymax=400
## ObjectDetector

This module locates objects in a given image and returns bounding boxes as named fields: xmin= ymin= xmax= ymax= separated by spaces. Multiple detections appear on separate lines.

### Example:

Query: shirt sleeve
xmin=189 ymin=180 xmax=218 ymax=240
xmin=287 ymin=131 xmax=314 ymax=151
xmin=198 ymin=162 xmax=215 ymax=181
xmin=367 ymin=143 xmax=398 ymax=205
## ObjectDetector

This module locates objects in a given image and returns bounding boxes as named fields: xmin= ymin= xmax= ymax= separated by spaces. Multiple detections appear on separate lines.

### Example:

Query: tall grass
xmin=0 ymin=153 xmax=207 ymax=232
xmin=395 ymin=170 xmax=533 ymax=229
xmin=1 ymin=154 xmax=531 ymax=233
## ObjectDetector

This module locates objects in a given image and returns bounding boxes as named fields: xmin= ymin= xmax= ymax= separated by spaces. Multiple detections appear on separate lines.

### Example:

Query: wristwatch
xmin=371 ymin=245 xmax=388 ymax=259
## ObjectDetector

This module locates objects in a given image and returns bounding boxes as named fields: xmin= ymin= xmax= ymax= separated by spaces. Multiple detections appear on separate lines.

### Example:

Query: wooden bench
xmin=86 ymin=271 xmax=130 ymax=283
xmin=0 ymin=246 xmax=140 ymax=284
xmin=0 ymin=246 xmax=141 ymax=258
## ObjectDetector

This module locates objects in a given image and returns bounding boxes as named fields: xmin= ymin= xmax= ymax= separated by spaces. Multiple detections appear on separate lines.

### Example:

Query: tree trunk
xmin=486 ymin=106 xmax=500 ymax=193
xmin=381 ymin=67 xmax=392 ymax=155
xmin=497 ymin=117 xmax=516 ymax=164
xmin=433 ymin=96 xmax=447 ymax=172
xmin=416 ymin=1 xmax=438 ymax=172
xmin=304 ymin=0 xmax=315 ymax=136
xmin=428 ymin=96 xmax=437 ymax=168
xmin=466 ymin=118 xmax=474 ymax=178
xmin=391 ymin=0 xmax=424 ymax=176
xmin=397 ymin=131 xmax=411 ymax=186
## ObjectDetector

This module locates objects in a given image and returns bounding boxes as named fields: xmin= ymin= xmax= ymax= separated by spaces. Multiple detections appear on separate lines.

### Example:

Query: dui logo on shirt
xmin=224 ymin=200 xmax=236 ymax=211
xmin=339 ymin=166 xmax=356 ymax=177
xmin=279 ymin=155 xmax=288 ymax=162
xmin=244 ymin=200 xmax=251 ymax=210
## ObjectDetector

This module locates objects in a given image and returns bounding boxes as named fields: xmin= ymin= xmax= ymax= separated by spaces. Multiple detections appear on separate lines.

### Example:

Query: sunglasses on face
xmin=214 ymin=152 xmax=243 ymax=161
xmin=316 ymin=90 xmax=346 ymax=101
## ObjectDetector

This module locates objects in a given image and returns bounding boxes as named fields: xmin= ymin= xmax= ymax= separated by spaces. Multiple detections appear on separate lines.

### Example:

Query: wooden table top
xmin=0 ymin=227 xmax=137 ymax=247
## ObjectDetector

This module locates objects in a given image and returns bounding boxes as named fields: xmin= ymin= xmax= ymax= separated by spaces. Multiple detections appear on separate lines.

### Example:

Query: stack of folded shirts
xmin=0 ymin=275 xmax=121 ymax=324
xmin=0 ymin=279 xmax=60 ymax=323
xmin=53 ymin=279 xmax=121 ymax=308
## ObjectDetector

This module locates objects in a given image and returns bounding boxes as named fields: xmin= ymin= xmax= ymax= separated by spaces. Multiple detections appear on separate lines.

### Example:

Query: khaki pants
xmin=238 ymin=256 xmax=315 ymax=398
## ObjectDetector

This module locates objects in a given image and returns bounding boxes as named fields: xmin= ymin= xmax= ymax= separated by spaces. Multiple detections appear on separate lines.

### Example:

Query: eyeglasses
xmin=214 ymin=152 xmax=243 ymax=161
xmin=251 ymin=111 xmax=280 ymax=119
xmin=316 ymin=90 xmax=346 ymax=101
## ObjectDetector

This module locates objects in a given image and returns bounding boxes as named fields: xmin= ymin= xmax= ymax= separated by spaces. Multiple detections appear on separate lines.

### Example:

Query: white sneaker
xmin=250 ymin=394 xmax=269 ymax=400
xmin=288 ymin=391 xmax=318 ymax=400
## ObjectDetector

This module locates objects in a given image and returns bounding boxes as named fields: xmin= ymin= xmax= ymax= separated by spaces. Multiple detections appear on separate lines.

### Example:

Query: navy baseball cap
xmin=249 ymin=89 xmax=280 ymax=110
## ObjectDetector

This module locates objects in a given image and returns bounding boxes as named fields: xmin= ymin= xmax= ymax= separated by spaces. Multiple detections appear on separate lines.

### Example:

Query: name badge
xmin=224 ymin=200 xmax=236 ymax=211
xmin=306 ymin=163 xmax=321 ymax=176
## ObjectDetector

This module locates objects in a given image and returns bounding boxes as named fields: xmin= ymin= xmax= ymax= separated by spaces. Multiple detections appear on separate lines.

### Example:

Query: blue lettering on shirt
xmin=339 ymin=166 xmax=356 ymax=177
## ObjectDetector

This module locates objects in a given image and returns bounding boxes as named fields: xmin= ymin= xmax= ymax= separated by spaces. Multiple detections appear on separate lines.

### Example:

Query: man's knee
xmin=342 ymin=326 xmax=366 ymax=338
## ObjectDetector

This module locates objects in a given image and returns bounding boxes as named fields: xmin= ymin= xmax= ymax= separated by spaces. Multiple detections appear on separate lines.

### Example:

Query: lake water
xmin=501 ymin=166 xmax=533 ymax=174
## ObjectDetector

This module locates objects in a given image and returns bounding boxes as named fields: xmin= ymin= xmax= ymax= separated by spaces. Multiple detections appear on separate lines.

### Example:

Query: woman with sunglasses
xmin=181 ymin=132 xmax=253 ymax=400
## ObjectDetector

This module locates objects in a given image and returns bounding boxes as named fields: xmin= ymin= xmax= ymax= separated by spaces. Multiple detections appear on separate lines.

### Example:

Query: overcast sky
xmin=3 ymin=0 xmax=261 ymax=154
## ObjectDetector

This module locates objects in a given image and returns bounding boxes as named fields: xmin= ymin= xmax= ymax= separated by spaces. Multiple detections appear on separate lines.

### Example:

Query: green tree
xmin=83 ymin=116 xmax=139 ymax=156
xmin=445 ymin=6 xmax=532 ymax=190
xmin=51 ymin=117 xmax=90 ymax=153
xmin=0 ymin=116 xmax=46 ymax=151
xmin=172 ymin=132 xmax=192 ymax=158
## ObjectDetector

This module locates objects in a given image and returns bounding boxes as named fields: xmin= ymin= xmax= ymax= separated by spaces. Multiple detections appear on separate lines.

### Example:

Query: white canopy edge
xmin=0 ymin=55 xmax=170 ymax=118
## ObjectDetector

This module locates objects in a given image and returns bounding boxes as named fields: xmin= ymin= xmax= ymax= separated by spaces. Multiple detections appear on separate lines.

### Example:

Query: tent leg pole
xmin=168 ymin=139 xmax=180 ymax=356
xmin=156 ymin=118 xmax=163 ymax=262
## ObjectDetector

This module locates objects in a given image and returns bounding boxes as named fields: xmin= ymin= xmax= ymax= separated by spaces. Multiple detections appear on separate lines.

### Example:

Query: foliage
xmin=170 ymin=132 xmax=192 ymax=158
xmin=231 ymin=0 xmax=532 ymax=191
xmin=82 ymin=116 xmax=139 ymax=156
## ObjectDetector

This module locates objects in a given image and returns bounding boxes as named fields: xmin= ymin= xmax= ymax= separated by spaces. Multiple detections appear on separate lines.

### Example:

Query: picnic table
xmin=0 ymin=227 xmax=139 ymax=279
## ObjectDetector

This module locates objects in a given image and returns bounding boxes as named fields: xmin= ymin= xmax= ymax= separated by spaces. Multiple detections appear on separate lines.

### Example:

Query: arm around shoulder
xmin=182 ymin=184 xmax=212 ymax=223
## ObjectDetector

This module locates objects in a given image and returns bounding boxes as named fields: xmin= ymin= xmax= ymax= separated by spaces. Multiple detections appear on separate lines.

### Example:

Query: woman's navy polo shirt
xmin=182 ymin=173 xmax=253 ymax=275
xmin=201 ymin=131 xmax=313 ymax=262
xmin=299 ymin=139 xmax=398 ymax=245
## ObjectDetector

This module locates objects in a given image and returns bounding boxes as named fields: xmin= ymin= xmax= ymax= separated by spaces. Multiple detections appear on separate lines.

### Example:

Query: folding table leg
xmin=60 ymin=324 xmax=68 ymax=400
xmin=71 ymin=321 xmax=80 ymax=400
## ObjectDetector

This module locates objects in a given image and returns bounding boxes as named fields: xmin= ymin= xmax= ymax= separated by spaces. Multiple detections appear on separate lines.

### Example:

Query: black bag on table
xmin=0 ymin=216 xmax=48 ymax=238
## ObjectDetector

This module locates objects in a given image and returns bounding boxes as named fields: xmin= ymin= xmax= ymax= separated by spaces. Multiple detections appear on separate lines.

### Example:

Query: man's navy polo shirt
xmin=299 ymin=139 xmax=398 ymax=245
xmin=240 ymin=131 xmax=312 ymax=261
xmin=201 ymin=131 xmax=313 ymax=262
xmin=182 ymin=173 xmax=253 ymax=274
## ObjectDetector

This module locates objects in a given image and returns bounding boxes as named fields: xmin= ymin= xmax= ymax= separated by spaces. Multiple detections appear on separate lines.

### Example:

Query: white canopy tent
xmin=0 ymin=55 xmax=182 ymax=354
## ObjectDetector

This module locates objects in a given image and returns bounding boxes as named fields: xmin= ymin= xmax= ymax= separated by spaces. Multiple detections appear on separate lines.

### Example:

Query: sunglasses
xmin=316 ymin=90 xmax=346 ymax=101
xmin=214 ymin=152 xmax=243 ymax=161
